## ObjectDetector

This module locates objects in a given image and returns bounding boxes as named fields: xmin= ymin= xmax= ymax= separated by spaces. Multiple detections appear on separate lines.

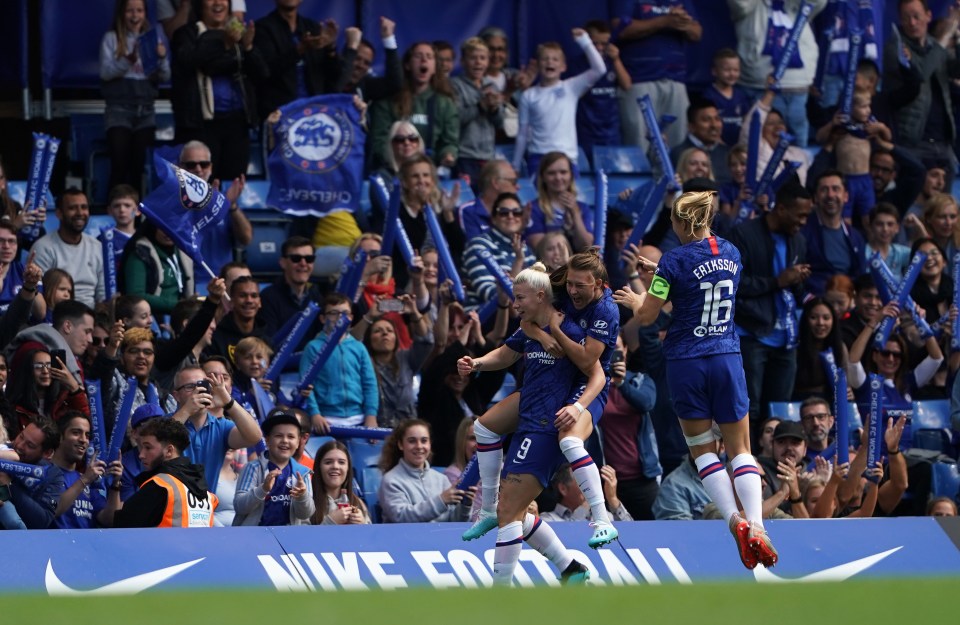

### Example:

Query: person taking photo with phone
xmin=170 ymin=364 xmax=261 ymax=492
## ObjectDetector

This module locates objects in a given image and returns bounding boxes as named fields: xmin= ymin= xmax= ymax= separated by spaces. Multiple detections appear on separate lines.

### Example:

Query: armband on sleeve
xmin=649 ymin=275 xmax=671 ymax=300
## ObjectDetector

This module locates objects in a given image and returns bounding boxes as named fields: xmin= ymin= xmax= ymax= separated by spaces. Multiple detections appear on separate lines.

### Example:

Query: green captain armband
xmin=649 ymin=275 xmax=670 ymax=300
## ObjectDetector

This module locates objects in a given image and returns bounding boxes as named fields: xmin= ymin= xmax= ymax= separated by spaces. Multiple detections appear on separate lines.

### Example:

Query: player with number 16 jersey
xmin=652 ymin=235 xmax=741 ymax=361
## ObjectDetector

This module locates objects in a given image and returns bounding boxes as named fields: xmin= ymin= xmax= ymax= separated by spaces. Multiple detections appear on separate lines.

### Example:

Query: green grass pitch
xmin=6 ymin=578 xmax=956 ymax=625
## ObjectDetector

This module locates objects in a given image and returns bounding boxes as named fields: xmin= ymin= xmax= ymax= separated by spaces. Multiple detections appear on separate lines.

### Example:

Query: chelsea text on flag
xmin=267 ymin=95 xmax=365 ymax=218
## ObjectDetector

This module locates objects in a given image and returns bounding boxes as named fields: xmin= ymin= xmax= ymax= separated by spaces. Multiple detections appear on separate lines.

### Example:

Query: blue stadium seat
xmin=576 ymin=176 xmax=595 ymax=205
xmin=7 ymin=181 xmax=56 ymax=211
xmin=305 ymin=435 xmax=335 ymax=459
xmin=930 ymin=462 xmax=960 ymax=500
xmin=494 ymin=144 xmax=515 ymax=165
xmin=489 ymin=372 xmax=516 ymax=408
xmin=83 ymin=214 xmax=115 ymax=237
xmin=244 ymin=209 xmax=292 ymax=276
xmin=517 ymin=177 xmax=537 ymax=204
xmin=233 ymin=179 xmax=272 ymax=210
xmin=912 ymin=400 xmax=952 ymax=454
xmin=346 ymin=438 xmax=385 ymax=469
xmin=577 ymin=146 xmax=592 ymax=174
xmin=592 ymin=146 xmax=651 ymax=175
xmin=440 ymin=178 xmax=475 ymax=204
xmin=607 ymin=175 xmax=652 ymax=205
xmin=361 ymin=466 xmax=383 ymax=524
xmin=768 ymin=402 xmax=801 ymax=422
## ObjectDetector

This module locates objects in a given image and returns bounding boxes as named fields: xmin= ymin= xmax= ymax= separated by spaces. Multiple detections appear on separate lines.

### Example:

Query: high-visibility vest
xmin=144 ymin=473 xmax=219 ymax=528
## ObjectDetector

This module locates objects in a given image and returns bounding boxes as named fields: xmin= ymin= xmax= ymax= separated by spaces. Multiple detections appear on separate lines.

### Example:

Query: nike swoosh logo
xmin=45 ymin=558 xmax=205 ymax=595
xmin=753 ymin=547 xmax=901 ymax=583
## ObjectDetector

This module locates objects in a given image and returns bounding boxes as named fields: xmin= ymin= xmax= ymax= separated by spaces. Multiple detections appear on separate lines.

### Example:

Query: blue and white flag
xmin=267 ymin=95 xmax=365 ymax=218
xmin=140 ymin=153 xmax=228 ymax=279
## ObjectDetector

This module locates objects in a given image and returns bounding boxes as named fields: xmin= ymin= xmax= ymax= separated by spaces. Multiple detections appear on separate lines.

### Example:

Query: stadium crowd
xmin=1 ymin=0 xmax=960 ymax=534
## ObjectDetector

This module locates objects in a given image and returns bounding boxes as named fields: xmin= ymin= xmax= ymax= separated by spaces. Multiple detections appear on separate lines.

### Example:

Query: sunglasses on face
xmin=391 ymin=135 xmax=419 ymax=144
xmin=285 ymin=254 xmax=316 ymax=264
xmin=495 ymin=207 xmax=523 ymax=217
xmin=182 ymin=160 xmax=211 ymax=170
xmin=878 ymin=349 xmax=902 ymax=360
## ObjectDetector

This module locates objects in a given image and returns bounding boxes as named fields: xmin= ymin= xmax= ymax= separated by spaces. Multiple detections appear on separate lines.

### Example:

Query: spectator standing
xmin=703 ymin=48 xmax=755 ymax=147
xmin=368 ymin=42 xmax=459 ymax=172
xmin=451 ymin=37 xmax=504 ymax=185
xmin=612 ymin=0 xmax=702 ymax=149
xmin=727 ymin=0 xmax=828 ymax=147
xmin=100 ymin=0 xmax=170 ymax=192
xmin=513 ymin=29 xmax=605 ymax=176
xmin=728 ymin=182 xmax=811 ymax=423
xmin=258 ymin=236 xmax=326 ymax=349
xmin=571 ymin=20 xmax=631 ymax=162
xmin=170 ymin=0 xmax=268 ymax=181
xmin=883 ymin=0 xmax=960 ymax=187
xmin=803 ymin=171 xmax=867 ymax=296
xmin=1 ymin=417 xmax=65 ymax=529
xmin=341 ymin=17 xmax=402 ymax=104
xmin=253 ymin=3 xmax=347 ymax=119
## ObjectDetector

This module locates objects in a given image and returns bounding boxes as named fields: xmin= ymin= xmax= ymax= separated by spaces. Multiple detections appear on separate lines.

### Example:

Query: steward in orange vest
xmin=113 ymin=417 xmax=218 ymax=528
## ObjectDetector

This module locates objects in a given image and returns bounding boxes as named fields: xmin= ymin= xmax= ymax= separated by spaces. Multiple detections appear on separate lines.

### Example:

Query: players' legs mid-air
xmin=680 ymin=416 xmax=778 ymax=569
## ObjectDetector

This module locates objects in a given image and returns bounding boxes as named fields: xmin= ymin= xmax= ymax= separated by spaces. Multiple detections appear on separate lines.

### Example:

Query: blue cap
xmin=131 ymin=403 xmax=166 ymax=428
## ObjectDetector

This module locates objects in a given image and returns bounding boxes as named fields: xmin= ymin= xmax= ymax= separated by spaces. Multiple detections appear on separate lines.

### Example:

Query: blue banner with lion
xmin=267 ymin=95 xmax=365 ymax=218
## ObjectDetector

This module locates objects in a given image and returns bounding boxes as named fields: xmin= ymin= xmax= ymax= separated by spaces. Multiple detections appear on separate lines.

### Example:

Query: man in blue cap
xmin=118 ymin=404 xmax=168 ymax=502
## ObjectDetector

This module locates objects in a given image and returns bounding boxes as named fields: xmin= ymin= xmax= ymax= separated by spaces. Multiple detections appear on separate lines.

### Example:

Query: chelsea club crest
xmin=173 ymin=164 xmax=214 ymax=211
xmin=282 ymin=105 xmax=353 ymax=174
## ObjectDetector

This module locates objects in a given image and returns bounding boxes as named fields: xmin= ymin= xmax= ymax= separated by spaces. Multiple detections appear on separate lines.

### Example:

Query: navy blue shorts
xmin=842 ymin=172 xmax=876 ymax=221
xmin=666 ymin=353 xmax=749 ymax=424
xmin=566 ymin=385 xmax=609 ymax=425
xmin=501 ymin=431 xmax=567 ymax=488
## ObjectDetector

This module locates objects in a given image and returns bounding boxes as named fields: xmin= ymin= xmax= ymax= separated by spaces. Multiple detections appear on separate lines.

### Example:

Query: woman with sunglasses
xmin=462 ymin=192 xmax=535 ymax=308
xmin=5 ymin=342 xmax=88 ymax=436
xmin=847 ymin=301 xmax=944 ymax=414
xmin=369 ymin=122 xmax=426 ymax=231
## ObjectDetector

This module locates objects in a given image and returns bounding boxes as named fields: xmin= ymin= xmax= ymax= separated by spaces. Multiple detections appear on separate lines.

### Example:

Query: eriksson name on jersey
xmin=692 ymin=258 xmax=739 ymax=280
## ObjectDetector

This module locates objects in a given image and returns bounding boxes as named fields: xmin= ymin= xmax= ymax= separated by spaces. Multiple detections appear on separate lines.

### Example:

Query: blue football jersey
xmin=55 ymin=470 xmax=107 ymax=529
xmin=505 ymin=317 xmax=587 ymax=433
xmin=651 ymin=236 xmax=741 ymax=360
xmin=564 ymin=287 xmax=620 ymax=372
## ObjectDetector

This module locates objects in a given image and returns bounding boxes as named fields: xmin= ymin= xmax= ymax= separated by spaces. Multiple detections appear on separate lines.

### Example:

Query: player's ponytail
xmin=514 ymin=262 xmax=551 ymax=293
xmin=567 ymin=247 xmax=608 ymax=285
xmin=672 ymin=191 xmax=716 ymax=236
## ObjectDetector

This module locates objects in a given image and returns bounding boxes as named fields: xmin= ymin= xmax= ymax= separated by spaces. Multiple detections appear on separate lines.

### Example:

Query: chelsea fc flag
xmin=140 ymin=153 xmax=228 ymax=277
xmin=267 ymin=95 xmax=365 ymax=218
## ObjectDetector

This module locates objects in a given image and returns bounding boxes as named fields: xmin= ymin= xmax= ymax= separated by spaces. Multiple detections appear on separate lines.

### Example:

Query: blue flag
xmin=267 ymin=95 xmax=365 ymax=218
xmin=140 ymin=153 xmax=229 ymax=279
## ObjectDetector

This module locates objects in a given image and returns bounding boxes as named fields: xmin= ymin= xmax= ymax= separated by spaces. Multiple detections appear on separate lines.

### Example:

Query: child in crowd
xmin=99 ymin=0 xmax=170 ymax=191
xmin=815 ymin=91 xmax=892 ymax=228
xmin=703 ymin=48 xmax=754 ymax=147
xmin=571 ymin=20 xmax=631 ymax=161
xmin=233 ymin=413 xmax=315 ymax=526
xmin=718 ymin=144 xmax=767 ymax=222
xmin=433 ymin=40 xmax=456 ymax=81
xmin=513 ymin=29 xmax=605 ymax=176
xmin=864 ymin=203 xmax=910 ymax=280
xmin=451 ymin=37 xmax=503 ymax=186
